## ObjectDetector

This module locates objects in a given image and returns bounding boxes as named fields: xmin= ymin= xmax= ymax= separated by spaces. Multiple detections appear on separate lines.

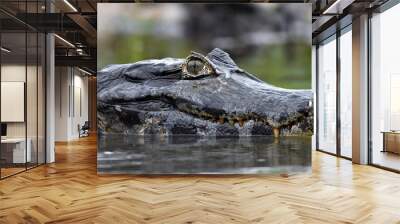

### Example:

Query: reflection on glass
xmin=0 ymin=2 xmax=46 ymax=179
xmin=340 ymin=29 xmax=352 ymax=158
xmin=318 ymin=37 xmax=337 ymax=154
xmin=98 ymin=135 xmax=311 ymax=174
xmin=1 ymin=31 xmax=27 ymax=177
xmin=25 ymin=0 xmax=41 ymax=169
xmin=371 ymin=4 xmax=400 ymax=171
xmin=27 ymin=31 xmax=38 ymax=169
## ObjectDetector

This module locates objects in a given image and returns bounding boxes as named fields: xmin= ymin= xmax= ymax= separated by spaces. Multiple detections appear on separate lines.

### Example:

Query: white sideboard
xmin=1 ymin=138 xmax=32 ymax=163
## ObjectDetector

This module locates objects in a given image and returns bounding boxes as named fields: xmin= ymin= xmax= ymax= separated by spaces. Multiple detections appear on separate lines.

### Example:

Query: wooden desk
xmin=1 ymin=138 xmax=31 ymax=163
xmin=382 ymin=131 xmax=400 ymax=154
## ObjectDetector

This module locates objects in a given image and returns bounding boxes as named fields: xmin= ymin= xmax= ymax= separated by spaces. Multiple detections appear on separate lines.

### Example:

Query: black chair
xmin=79 ymin=121 xmax=90 ymax=138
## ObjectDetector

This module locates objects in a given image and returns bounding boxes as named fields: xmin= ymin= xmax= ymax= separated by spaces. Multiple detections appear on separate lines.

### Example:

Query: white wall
xmin=55 ymin=66 xmax=69 ymax=141
xmin=55 ymin=67 xmax=89 ymax=141
xmin=1 ymin=63 xmax=46 ymax=164
xmin=1 ymin=82 xmax=25 ymax=122
xmin=71 ymin=73 xmax=89 ymax=138
xmin=1 ymin=65 xmax=38 ymax=138
xmin=1 ymin=65 xmax=26 ymax=133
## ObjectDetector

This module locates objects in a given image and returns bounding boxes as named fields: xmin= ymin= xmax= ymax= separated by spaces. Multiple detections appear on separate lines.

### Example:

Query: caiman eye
xmin=187 ymin=59 xmax=204 ymax=75
xmin=181 ymin=51 xmax=216 ymax=79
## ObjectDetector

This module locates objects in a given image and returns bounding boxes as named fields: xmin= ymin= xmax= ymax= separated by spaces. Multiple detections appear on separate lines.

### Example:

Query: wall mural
xmin=97 ymin=3 xmax=313 ymax=174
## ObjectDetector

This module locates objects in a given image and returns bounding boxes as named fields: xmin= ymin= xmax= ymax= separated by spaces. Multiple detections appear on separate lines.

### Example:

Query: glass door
xmin=317 ymin=35 xmax=337 ymax=154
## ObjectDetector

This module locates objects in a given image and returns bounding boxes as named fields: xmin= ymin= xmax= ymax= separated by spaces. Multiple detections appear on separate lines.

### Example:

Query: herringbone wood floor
xmin=1 ymin=136 xmax=400 ymax=224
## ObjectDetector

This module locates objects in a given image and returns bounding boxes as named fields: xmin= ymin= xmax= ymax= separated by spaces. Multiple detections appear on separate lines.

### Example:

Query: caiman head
xmin=97 ymin=48 xmax=313 ymax=136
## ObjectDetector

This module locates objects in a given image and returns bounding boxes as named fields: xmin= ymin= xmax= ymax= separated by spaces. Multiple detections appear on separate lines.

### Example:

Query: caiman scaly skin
xmin=97 ymin=48 xmax=313 ymax=136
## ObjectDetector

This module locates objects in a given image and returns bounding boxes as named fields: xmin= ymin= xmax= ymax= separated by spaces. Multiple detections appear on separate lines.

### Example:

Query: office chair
xmin=79 ymin=121 xmax=90 ymax=138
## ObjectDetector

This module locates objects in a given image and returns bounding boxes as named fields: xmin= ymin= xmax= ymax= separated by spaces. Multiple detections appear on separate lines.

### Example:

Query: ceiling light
xmin=323 ymin=0 xmax=342 ymax=14
xmin=76 ymin=48 xmax=85 ymax=55
xmin=54 ymin=34 xmax=75 ymax=48
xmin=1 ymin=47 xmax=11 ymax=53
xmin=63 ymin=0 xmax=78 ymax=12
xmin=322 ymin=0 xmax=354 ymax=15
xmin=78 ymin=67 xmax=92 ymax=76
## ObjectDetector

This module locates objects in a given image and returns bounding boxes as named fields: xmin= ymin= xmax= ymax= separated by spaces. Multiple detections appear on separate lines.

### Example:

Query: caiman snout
xmin=97 ymin=48 xmax=313 ymax=136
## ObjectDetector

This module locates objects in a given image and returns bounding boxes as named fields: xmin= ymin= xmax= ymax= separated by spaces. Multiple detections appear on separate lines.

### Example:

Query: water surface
xmin=98 ymin=135 xmax=311 ymax=174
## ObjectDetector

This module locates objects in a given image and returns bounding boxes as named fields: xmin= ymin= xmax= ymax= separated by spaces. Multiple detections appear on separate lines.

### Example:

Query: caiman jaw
xmin=174 ymin=100 xmax=308 ymax=131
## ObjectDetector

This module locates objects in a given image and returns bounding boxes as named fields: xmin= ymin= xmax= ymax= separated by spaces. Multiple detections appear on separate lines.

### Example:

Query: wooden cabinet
xmin=382 ymin=132 xmax=400 ymax=154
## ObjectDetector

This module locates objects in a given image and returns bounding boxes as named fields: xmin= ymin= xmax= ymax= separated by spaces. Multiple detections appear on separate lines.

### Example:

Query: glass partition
xmin=339 ymin=28 xmax=352 ymax=158
xmin=317 ymin=36 xmax=337 ymax=154
xmin=370 ymin=4 xmax=400 ymax=171
xmin=0 ymin=3 xmax=46 ymax=179
xmin=1 ymin=30 xmax=27 ymax=177
xmin=26 ymin=0 xmax=41 ymax=170
xmin=27 ymin=30 xmax=38 ymax=169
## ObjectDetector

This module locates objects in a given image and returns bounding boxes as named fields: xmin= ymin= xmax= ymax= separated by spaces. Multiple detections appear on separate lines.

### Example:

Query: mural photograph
xmin=97 ymin=3 xmax=313 ymax=174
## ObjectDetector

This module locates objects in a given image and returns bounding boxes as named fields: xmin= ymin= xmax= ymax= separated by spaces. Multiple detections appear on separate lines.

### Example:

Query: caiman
xmin=97 ymin=48 xmax=313 ymax=137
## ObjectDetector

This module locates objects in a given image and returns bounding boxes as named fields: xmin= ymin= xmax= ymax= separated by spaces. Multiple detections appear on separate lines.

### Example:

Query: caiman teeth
xmin=175 ymin=100 xmax=303 ymax=128
xmin=273 ymin=127 xmax=280 ymax=138
xmin=238 ymin=118 xmax=244 ymax=127
xmin=228 ymin=118 xmax=235 ymax=126
xmin=178 ymin=105 xmax=273 ymax=127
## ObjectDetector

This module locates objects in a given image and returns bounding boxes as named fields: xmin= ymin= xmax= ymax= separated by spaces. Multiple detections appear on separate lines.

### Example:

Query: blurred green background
xmin=98 ymin=4 xmax=311 ymax=89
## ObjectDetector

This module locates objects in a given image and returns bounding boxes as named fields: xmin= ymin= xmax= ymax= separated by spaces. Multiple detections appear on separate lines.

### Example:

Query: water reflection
xmin=98 ymin=135 xmax=311 ymax=174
